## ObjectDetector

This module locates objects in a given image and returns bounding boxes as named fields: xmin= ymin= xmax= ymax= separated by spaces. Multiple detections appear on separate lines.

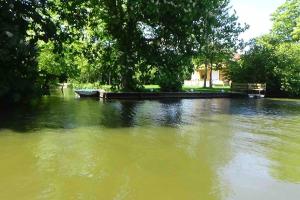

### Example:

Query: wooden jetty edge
xmin=99 ymin=91 xmax=247 ymax=100
xmin=74 ymin=83 xmax=267 ymax=100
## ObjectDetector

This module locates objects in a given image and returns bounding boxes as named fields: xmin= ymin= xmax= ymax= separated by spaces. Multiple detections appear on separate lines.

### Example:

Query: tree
xmin=227 ymin=35 xmax=300 ymax=97
xmin=0 ymin=0 xmax=90 ymax=102
xmin=0 ymin=0 xmax=57 ymax=102
xmin=93 ymin=0 xmax=235 ymax=91
xmin=226 ymin=0 xmax=300 ymax=97
xmin=38 ymin=41 xmax=83 ymax=82
xmin=94 ymin=0 xmax=151 ymax=91
xmin=226 ymin=37 xmax=282 ymax=95
xmin=0 ymin=0 xmax=250 ymax=100
xmin=194 ymin=0 xmax=247 ymax=88
xmin=271 ymin=0 xmax=300 ymax=42
xmin=274 ymin=42 xmax=300 ymax=96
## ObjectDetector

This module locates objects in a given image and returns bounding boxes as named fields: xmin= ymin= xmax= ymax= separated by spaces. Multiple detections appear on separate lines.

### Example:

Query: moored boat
xmin=75 ymin=89 xmax=100 ymax=97
xmin=248 ymin=94 xmax=265 ymax=99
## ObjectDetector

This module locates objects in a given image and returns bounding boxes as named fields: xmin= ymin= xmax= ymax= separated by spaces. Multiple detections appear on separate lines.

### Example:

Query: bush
xmin=227 ymin=40 xmax=300 ymax=97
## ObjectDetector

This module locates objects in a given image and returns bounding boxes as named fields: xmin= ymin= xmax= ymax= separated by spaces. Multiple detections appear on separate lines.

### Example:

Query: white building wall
xmin=184 ymin=70 xmax=224 ymax=87
xmin=212 ymin=71 xmax=220 ymax=82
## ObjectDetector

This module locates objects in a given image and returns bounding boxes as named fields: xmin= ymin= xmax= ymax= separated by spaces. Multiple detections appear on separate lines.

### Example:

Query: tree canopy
xmin=226 ymin=0 xmax=300 ymax=97
xmin=272 ymin=0 xmax=300 ymax=42
xmin=1 ymin=0 xmax=247 ymax=102
xmin=0 ymin=0 xmax=90 ymax=102
xmin=194 ymin=0 xmax=247 ymax=87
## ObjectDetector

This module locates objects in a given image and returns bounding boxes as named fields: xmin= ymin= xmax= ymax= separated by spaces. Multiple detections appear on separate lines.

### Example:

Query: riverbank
xmin=71 ymin=83 xmax=231 ymax=93
xmin=99 ymin=91 xmax=246 ymax=100
xmin=71 ymin=83 xmax=299 ymax=99
xmin=73 ymin=84 xmax=239 ymax=99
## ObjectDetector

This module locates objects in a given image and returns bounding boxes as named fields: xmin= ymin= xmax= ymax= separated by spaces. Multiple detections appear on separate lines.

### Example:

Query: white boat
xmin=248 ymin=94 xmax=265 ymax=99
xmin=75 ymin=89 xmax=100 ymax=97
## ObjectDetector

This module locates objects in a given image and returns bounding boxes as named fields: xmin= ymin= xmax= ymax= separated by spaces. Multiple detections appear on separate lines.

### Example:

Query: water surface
xmin=0 ymin=90 xmax=300 ymax=200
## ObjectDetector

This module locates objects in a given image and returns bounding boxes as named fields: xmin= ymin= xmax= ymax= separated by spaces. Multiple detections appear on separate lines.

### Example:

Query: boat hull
xmin=248 ymin=94 xmax=265 ymax=99
xmin=75 ymin=90 xmax=100 ymax=97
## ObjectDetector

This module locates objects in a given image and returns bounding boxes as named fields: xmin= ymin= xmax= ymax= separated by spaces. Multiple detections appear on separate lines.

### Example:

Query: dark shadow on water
xmin=157 ymin=99 xmax=183 ymax=127
xmin=98 ymin=100 xmax=139 ymax=128
xmin=98 ymin=99 xmax=184 ymax=128
xmin=0 ymin=90 xmax=299 ymax=133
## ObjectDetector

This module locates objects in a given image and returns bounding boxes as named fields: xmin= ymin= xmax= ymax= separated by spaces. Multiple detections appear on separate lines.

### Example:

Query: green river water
xmin=0 ymin=90 xmax=299 ymax=200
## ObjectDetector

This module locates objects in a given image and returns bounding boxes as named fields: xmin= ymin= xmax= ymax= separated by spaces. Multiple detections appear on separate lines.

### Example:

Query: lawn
xmin=128 ymin=85 xmax=230 ymax=93
xmin=182 ymin=85 xmax=230 ymax=93
xmin=71 ymin=83 xmax=230 ymax=93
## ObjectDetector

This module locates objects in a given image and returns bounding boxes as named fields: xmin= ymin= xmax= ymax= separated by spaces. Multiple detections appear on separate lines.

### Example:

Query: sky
xmin=230 ymin=0 xmax=286 ymax=41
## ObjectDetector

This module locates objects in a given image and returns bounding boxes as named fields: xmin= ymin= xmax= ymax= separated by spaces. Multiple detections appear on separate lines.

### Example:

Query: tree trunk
xmin=209 ymin=60 xmax=213 ymax=88
xmin=120 ymin=9 xmax=137 ymax=92
xmin=203 ymin=61 xmax=208 ymax=88
xmin=120 ymin=53 xmax=136 ymax=91
xmin=108 ymin=72 xmax=111 ymax=85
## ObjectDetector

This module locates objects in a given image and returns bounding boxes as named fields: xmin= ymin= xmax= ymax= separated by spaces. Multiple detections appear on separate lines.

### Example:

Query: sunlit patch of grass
xmin=143 ymin=85 xmax=230 ymax=93
xmin=70 ymin=83 xmax=230 ymax=93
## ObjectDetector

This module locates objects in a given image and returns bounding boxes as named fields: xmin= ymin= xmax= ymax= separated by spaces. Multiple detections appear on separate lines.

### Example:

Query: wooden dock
xmin=99 ymin=92 xmax=247 ymax=100
xmin=231 ymin=83 xmax=266 ymax=98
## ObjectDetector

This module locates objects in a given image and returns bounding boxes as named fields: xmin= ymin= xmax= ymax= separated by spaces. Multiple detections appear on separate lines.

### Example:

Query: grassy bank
xmin=71 ymin=83 xmax=230 ymax=93
xmin=143 ymin=85 xmax=230 ymax=93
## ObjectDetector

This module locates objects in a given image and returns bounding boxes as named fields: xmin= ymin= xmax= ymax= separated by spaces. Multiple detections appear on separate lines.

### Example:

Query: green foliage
xmin=270 ymin=0 xmax=300 ymax=96
xmin=193 ymin=0 xmax=248 ymax=88
xmin=80 ymin=29 xmax=120 ymax=86
xmin=0 ymin=0 xmax=89 ymax=103
xmin=1 ymin=0 xmax=248 ymax=101
xmin=227 ymin=38 xmax=300 ymax=97
xmin=272 ymin=0 xmax=300 ymax=42
xmin=38 ymin=41 xmax=81 ymax=81
xmin=274 ymin=43 xmax=300 ymax=96
xmin=94 ymin=1 xmax=185 ymax=90
xmin=0 ymin=0 xmax=55 ymax=102
xmin=156 ymin=54 xmax=193 ymax=91
xmin=227 ymin=0 xmax=300 ymax=97
xmin=71 ymin=82 xmax=111 ymax=91
xmin=93 ymin=0 xmax=246 ymax=91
